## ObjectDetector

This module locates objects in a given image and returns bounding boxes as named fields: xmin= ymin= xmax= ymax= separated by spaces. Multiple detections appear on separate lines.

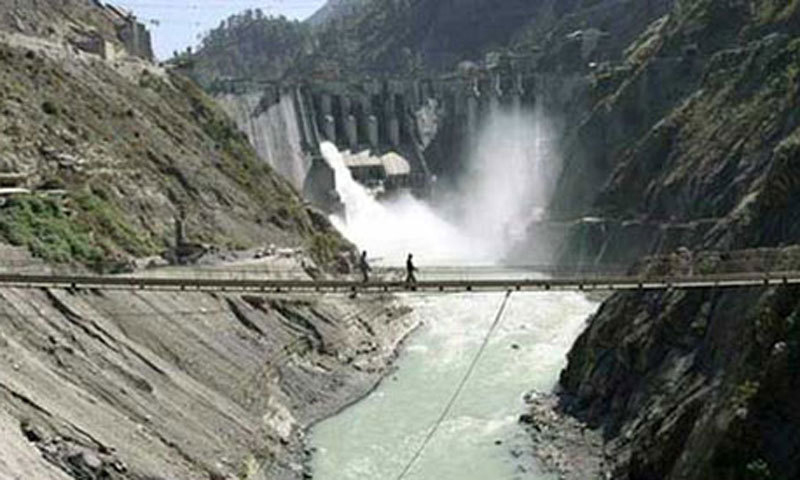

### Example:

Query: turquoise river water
xmin=309 ymin=292 xmax=598 ymax=479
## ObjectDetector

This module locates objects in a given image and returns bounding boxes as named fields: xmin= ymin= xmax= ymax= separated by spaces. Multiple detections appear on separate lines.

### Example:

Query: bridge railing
xmin=0 ymin=269 xmax=798 ymax=294
xmin=0 ymin=246 xmax=799 ymax=292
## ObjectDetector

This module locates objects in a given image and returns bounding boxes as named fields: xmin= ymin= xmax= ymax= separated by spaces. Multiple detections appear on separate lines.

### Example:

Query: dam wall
xmin=215 ymin=54 xmax=541 ymax=211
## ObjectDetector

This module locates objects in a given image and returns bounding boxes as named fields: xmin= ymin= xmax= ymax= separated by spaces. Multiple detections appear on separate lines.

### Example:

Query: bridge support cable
xmin=394 ymin=290 xmax=514 ymax=480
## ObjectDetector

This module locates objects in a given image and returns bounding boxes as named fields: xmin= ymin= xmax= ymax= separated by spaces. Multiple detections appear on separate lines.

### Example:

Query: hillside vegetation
xmin=182 ymin=10 xmax=312 ymax=90
xmin=0 ymin=1 xmax=348 ymax=271
xmin=185 ymin=0 xmax=673 ymax=83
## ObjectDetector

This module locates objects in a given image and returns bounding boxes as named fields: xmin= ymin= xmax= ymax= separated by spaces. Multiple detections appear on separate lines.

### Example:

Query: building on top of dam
xmin=343 ymin=150 xmax=412 ymax=193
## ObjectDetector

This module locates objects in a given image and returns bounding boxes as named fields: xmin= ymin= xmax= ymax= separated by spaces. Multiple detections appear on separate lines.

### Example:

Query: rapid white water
xmin=311 ymin=105 xmax=594 ymax=479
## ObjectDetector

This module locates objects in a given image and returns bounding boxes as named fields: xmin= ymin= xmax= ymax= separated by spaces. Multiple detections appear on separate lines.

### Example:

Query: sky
xmin=117 ymin=0 xmax=327 ymax=60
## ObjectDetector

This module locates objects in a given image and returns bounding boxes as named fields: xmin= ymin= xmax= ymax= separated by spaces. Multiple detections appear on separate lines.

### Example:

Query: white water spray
xmin=323 ymin=143 xmax=491 ymax=265
xmin=322 ymin=104 xmax=559 ymax=266
xmin=455 ymin=105 xmax=558 ymax=254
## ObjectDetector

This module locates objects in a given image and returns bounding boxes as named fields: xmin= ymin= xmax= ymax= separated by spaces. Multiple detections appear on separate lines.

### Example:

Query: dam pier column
xmin=511 ymin=73 xmax=524 ymax=112
xmin=340 ymin=96 xmax=358 ymax=151
xmin=367 ymin=114 xmax=379 ymax=150
xmin=466 ymin=79 xmax=480 ymax=137
xmin=320 ymin=93 xmax=336 ymax=144
xmin=346 ymin=114 xmax=358 ymax=151
xmin=489 ymin=72 xmax=502 ymax=112
xmin=385 ymin=93 xmax=401 ymax=148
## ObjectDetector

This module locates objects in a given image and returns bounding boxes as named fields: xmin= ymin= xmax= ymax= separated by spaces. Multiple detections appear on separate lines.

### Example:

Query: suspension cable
xmin=394 ymin=290 xmax=513 ymax=480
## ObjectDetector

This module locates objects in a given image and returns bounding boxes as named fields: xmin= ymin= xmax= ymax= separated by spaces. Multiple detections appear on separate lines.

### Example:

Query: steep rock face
xmin=560 ymin=280 xmax=800 ymax=480
xmin=0 ymin=261 xmax=416 ymax=480
xmin=298 ymin=0 xmax=672 ymax=75
xmin=548 ymin=4 xmax=800 ymax=478
xmin=549 ymin=0 xmax=800 ymax=264
xmin=187 ymin=0 xmax=673 ymax=82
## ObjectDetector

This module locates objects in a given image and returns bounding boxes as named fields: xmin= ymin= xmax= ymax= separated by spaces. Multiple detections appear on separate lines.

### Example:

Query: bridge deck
xmin=0 ymin=271 xmax=798 ymax=294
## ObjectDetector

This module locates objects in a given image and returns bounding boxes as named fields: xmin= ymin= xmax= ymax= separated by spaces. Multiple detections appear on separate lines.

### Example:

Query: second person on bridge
xmin=359 ymin=251 xmax=372 ymax=283
xmin=406 ymin=253 xmax=418 ymax=286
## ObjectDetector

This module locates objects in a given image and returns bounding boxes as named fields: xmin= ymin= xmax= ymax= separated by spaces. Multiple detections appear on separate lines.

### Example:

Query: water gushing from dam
xmin=323 ymin=142 xmax=490 ymax=265
xmin=324 ymin=104 xmax=558 ymax=266
xmin=455 ymin=105 xmax=558 ymax=255
xmin=311 ymin=106 xmax=594 ymax=479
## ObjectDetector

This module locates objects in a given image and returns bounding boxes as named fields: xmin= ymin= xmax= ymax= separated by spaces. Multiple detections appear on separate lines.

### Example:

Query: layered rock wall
xmin=560 ymin=280 xmax=800 ymax=480
xmin=0 ymin=263 xmax=416 ymax=480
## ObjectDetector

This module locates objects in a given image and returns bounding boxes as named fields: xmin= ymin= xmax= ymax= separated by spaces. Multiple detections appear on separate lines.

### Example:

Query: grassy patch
xmin=0 ymin=195 xmax=102 ymax=265
xmin=307 ymin=232 xmax=345 ymax=266
xmin=0 ymin=188 xmax=159 ymax=270
xmin=72 ymin=186 xmax=158 ymax=258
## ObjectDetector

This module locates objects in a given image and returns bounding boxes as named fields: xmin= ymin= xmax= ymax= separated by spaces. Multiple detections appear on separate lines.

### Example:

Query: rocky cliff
xmin=549 ymin=0 xmax=800 ymax=265
xmin=538 ymin=2 xmax=800 ymax=478
xmin=0 ymin=3 xmax=419 ymax=480
xmin=559 ymin=251 xmax=800 ymax=479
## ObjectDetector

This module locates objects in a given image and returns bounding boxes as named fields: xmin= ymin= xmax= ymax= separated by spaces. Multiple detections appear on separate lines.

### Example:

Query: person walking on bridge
xmin=359 ymin=250 xmax=372 ymax=283
xmin=405 ymin=253 xmax=418 ymax=286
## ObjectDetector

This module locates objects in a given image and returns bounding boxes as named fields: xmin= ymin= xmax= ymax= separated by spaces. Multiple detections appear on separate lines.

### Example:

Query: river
xmin=309 ymin=291 xmax=597 ymax=479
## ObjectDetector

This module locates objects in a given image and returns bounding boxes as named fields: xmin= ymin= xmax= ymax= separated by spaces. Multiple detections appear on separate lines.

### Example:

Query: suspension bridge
xmin=0 ymin=269 xmax=798 ymax=294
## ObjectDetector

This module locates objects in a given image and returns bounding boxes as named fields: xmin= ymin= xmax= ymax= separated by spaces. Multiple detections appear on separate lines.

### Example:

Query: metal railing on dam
xmin=0 ymin=269 xmax=798 ymax=294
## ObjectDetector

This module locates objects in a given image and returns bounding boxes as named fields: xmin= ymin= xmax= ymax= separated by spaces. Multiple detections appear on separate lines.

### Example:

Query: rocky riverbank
xmin=517 ymin=247 xmax=800 ymax=480
xmin=519 ymin=392 xmax=608 ymax=480
xmin=0 ymin=254 xmax=418 ymax=480
xmin=554 ymin=279 xmax=800 ymax=480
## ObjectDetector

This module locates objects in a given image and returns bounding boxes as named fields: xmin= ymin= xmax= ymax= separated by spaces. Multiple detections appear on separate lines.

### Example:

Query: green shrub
xmin=72 ymin=187 xmax=157 ymax=257
xmin=308 ymin=232 xmax=342 ymax=266
xmin=0 ymin=190 xmax=158 ymax=270
xmin=0 ymin=195 xmax=102 ymax=265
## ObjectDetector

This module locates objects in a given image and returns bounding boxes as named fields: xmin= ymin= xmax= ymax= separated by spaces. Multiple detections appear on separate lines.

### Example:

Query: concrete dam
xmin=215 ymin=54 xmax=536 ymax=212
